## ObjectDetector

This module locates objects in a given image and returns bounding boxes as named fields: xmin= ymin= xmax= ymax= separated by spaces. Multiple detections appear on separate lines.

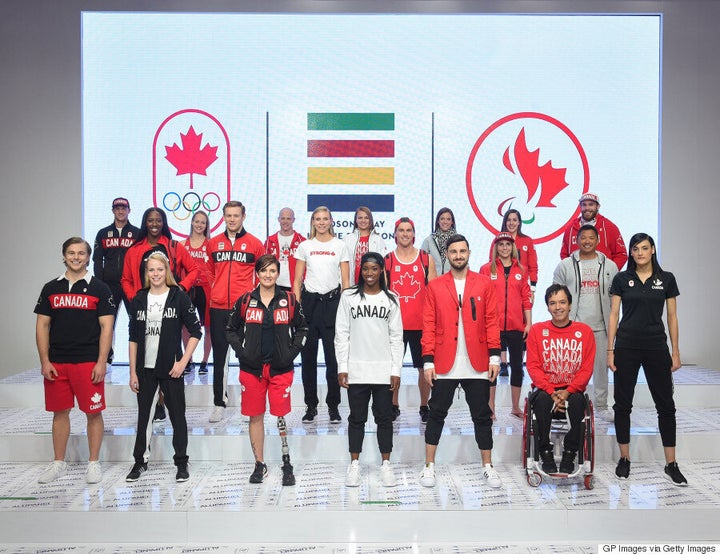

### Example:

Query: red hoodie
xmin=560 ymin=213 xmax=627 ymax=269
xmin=479 ymin=259 xmax=532 ymax=333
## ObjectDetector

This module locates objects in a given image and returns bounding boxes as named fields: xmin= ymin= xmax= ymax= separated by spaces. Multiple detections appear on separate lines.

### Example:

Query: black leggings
xmin=347 ymin=384 xmax=393 ymax=454
xmin=490 ymin=330 xmax=525 ymax=388
xmin=133 ymin=368 xmax=188 ymax=466
xmin=613 ymin=347 xmax=676 ymax=447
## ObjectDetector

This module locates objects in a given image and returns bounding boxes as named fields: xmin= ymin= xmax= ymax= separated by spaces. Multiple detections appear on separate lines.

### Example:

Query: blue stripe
xmin=307 ymin=195 xmax=394 ymax=213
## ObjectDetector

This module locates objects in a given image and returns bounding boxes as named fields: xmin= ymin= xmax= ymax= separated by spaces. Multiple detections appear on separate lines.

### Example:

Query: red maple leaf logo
xmin=502 ymin=128 xmax=569 ymax=208
xmin=165 ymin=126 xmax=218 ymax=189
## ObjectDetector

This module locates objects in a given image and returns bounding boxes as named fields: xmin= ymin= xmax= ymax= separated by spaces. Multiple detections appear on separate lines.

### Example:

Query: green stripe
xmin=308 ymin=113 xmax=394 ymax=131
xmin=360 ymin=500 xmax=402 ymax=505
xmin=0 ymin=497 xmax=38 ymax=501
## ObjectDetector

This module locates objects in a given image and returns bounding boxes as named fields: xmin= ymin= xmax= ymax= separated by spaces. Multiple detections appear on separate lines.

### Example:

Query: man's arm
xmin=36 ymin=314 xmax=57 ymax=381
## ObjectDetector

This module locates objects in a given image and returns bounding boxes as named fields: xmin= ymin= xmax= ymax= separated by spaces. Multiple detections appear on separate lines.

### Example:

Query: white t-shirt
xmin=144 ymin=290 xmax=168 ymax=369
xmin=294 ymin=237 xmax=350 ymax=294
xmin=276 ymin=233 xmax=294 ymax=288
xmin=438 ymin=278 xmax=487 ymax=380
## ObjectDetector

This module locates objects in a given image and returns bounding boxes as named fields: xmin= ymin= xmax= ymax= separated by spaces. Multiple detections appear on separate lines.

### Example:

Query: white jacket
xmin=343 ymin=231 xmax=387 ymax=285
xmin=334 ymin=288 xmax=404 ymax=384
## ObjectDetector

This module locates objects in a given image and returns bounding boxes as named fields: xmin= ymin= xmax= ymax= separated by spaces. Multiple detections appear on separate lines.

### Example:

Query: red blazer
xmin=479 ymin=259 xmax=532 ymax=333
xmin=421 ymin=271 xmax=501 ymax=374
xmin=121 ymin=236 xmax=198 ymax=301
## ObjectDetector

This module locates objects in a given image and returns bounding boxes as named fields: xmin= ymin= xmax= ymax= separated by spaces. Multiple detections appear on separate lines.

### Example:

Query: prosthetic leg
xmin=277 ymin=416 xmax=295 ymax=486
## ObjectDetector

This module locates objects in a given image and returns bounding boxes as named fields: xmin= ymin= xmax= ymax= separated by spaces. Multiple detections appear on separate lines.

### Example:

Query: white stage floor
xmin=1 ymin=365 xmax=718 ymax=552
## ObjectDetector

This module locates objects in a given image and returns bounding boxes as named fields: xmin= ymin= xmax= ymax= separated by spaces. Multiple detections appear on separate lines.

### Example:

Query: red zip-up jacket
xmin=487 ymin=234 xmax=538 ymax=285
xmin=121 ymin=236 xmax=199 ymax=301
xmin=479 ymin=259 xmax=532 ymax=333
xmin=263 ymin=231 xmax=306 ymax=286
xmin=207 ymin=229 xmax=265 ymax=310
xmin=421 ymin=270 xmax=501 ymax=374
xmin=559 ymin=214 xmax=627 ymax=269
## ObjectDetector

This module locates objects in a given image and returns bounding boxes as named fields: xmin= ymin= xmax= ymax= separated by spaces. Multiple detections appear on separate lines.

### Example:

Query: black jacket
xmin=129 ymin=286 xmax=202 ymax=377
xmin=93 ymin=222 xmax=140 ymax=284
xmin=226 ymin=287 xmax=308 ymax=377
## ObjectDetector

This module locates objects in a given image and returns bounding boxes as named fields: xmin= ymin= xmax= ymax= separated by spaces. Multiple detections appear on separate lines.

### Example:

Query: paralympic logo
xmin=466 ymin=112 xmax=589 ymax=244
xmin=153 ymin=109 xmax=231 ymax=238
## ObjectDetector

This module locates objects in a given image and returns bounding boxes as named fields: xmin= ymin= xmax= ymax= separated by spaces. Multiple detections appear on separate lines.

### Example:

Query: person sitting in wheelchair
xmin=526 ymin=284 xmax=595 ymax=474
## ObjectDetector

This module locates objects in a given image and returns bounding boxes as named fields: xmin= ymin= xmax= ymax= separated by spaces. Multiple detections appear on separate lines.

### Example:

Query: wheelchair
xmin=522 ymin=390 xmax=595 ymax=489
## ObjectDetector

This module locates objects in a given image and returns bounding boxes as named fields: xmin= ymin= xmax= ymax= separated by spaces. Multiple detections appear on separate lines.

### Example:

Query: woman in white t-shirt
xmin=343 ymin=206 xmax=387 ymax=285
xmin=336 ymin=251 xmax=403 ymax=487
xmin=127 ymin=252 xmax=202 ymax=483
xmin=293 ymin=206 xmax=350 ymax=424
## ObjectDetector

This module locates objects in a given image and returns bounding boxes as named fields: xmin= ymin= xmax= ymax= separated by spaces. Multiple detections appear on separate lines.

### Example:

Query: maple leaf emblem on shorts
xmin=91 ymin=392 xmax=102 ymax=404
xmin=165 ymin=126 xmax=219 ymax=189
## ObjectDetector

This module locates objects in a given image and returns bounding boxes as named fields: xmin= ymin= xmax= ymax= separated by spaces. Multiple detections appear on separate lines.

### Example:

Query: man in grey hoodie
xmin=553 ymin=225 xmax=618 ymax=417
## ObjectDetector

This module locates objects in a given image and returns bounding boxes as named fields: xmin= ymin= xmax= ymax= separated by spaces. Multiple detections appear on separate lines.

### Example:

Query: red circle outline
xmin=465 ymin=112 xmax=589 ymax=244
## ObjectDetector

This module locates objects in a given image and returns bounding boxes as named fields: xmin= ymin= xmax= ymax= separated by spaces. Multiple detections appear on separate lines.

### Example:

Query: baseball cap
xmin=112 ymin=197 xmax=130 ymax=209
xmin=494 ymin=232 xmax=515 ymax=243
xmin=578 ymin=193 xmax=600 ymax=205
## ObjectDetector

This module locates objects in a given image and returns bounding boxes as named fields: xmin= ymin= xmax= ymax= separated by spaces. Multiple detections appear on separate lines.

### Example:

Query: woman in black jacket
xmin=126 ymin=251 xmax=202 ymax=483
xmin=226 ymin=254 xmax=308 ymax=486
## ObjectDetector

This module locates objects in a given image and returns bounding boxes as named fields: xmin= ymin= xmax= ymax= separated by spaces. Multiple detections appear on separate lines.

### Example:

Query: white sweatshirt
xmin=334 ymin=288 xmax=404 ymax=384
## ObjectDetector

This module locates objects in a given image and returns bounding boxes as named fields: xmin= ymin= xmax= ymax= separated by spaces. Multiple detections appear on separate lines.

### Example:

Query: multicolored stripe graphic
xmin=307 ymin=112 xmax=395 ymax=213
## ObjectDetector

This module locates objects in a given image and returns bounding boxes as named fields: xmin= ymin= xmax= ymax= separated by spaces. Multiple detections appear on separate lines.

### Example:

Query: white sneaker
xmin=419 ymin=462 xmax=436 ymax=487
xmin=209 ymin=406 xmax=225 ymax=423
xmin=38 ymin=460 xmax=67 ymax=484
xmin=600 ymin=408 xmax=615 ymax=422
xmin=380 ymin=460 xmax=397 ymax=487
xmin=482 ymin=464 xmax=502 ymax=488
xmin=345 ymin=460 xmax=361 ymax=487
xmin=86 ymin=461 xmax=103 ymax=484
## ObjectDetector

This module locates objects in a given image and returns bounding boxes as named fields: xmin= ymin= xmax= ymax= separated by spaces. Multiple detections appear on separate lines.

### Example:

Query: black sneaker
xmin=125 ymin=462 xmax=147 ymax=482
xmin=198 ymin=362 xmax=208 ymax=374
xmin=664 ymin=461 xmax=688 ymax=486
xmin=175 ymin=464 xmax=189 ymax=482
xmin=559 ymin=450 xmax=576 ymax=474
xmin=540 ymin=450 xmax=558 ymax=474
xmin=282 ymin=463 xmax=296 ymax=486
xmin=419 ymin=405 xmax=429 ymax=423
xmin=499 ymin=362 xmax=509 ymax=377
xmin=184 ymin=362 xmax=195 ymax=374
xmin=616 ymin=457 xmax=631 ymax=480
xmin=329 ymin=407 xmax=342 ymax=423
xmin=153 ymin=403 xmax=167 ymax=422
xmin=249 ymin=461 xmax=268 ymax=484
xmin=302 ymin=406 xmax=317 ymax=423
xmin=391 ymin=405 xmax=400 ymax=421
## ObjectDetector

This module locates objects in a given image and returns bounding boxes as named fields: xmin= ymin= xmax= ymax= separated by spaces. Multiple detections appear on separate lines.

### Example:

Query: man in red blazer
xmin=418 ymin=234 xmax=503 ymax=489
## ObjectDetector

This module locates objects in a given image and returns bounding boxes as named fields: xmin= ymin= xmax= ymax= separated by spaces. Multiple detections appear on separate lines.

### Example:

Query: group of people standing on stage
xmin=33 ymin=191 xmax=687 ymax=488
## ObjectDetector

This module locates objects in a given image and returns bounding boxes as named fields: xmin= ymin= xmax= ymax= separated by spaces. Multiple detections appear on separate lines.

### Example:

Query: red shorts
xmin=239 ymin=364 xmax=293 ymax=417
xmin=43 ymin=361 xmax=106 ymax=414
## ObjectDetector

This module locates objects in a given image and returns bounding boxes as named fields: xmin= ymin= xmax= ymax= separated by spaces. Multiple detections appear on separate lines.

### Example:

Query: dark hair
xmin=353 ymin=206 xmax=376 ymax=233
xmin=62 ymin=236 xmax=91 ymax=258
xmin=223 ymin=200 xmax=245 ymax=215
xmin=433 ymin=207 xmax=456 ymax=233
xmin=544 ymin=283 xmax=572 ymax=306
xmin=137 ymin=208 xmax=172 ymax=242
xmin=627 ymin=233 xmax=662 ymax=277
xmin=446 ymin=233 xmax=469 ymax=250
xmin=352 ymin=251 xmax=397 ymax=305
xmin=255 ymin=253 xmax=280 ymax=274
xmin=190 ymin=210 xmax=210 ymax=238
xmin=576 ymin=224 xmax=599 ymax=238
xmin=500 ymin=209 xmax=527 ymax=238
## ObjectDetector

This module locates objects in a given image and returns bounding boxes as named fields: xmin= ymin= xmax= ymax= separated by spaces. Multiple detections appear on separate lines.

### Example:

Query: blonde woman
xmin=293 ymin=206 xmax=350 ymax=423
xmin=127 ymin=252 xmax=202 ymax=483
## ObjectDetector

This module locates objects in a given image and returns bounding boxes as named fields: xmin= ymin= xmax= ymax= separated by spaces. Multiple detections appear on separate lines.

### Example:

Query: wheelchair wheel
xmin=584 ymin=395 xmax=595 ymax=472
xmin=527 ymin=472 xmax=542 ymax=487
xmin=522 ymin=397 xmax=531 ymax=469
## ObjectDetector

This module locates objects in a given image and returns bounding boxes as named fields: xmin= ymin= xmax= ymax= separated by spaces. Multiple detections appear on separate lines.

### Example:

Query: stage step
xmin=0 ymin=404 xmax=717 ymax=464
xmin=0 ymin=459 xmax=717 ymax=545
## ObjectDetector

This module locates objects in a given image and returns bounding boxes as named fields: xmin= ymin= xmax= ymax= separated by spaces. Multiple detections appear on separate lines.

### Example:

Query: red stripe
xmin=307 ymin=140 xmax=394 ymax=158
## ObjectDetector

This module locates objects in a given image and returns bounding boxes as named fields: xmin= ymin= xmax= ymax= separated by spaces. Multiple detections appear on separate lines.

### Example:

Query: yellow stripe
xmin=307 ymin=167 xmax=394 ymax=185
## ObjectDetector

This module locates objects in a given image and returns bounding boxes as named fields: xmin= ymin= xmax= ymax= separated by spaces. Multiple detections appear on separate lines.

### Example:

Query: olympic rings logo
xmin=163 ymin=191 xmax=222 ymax=221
